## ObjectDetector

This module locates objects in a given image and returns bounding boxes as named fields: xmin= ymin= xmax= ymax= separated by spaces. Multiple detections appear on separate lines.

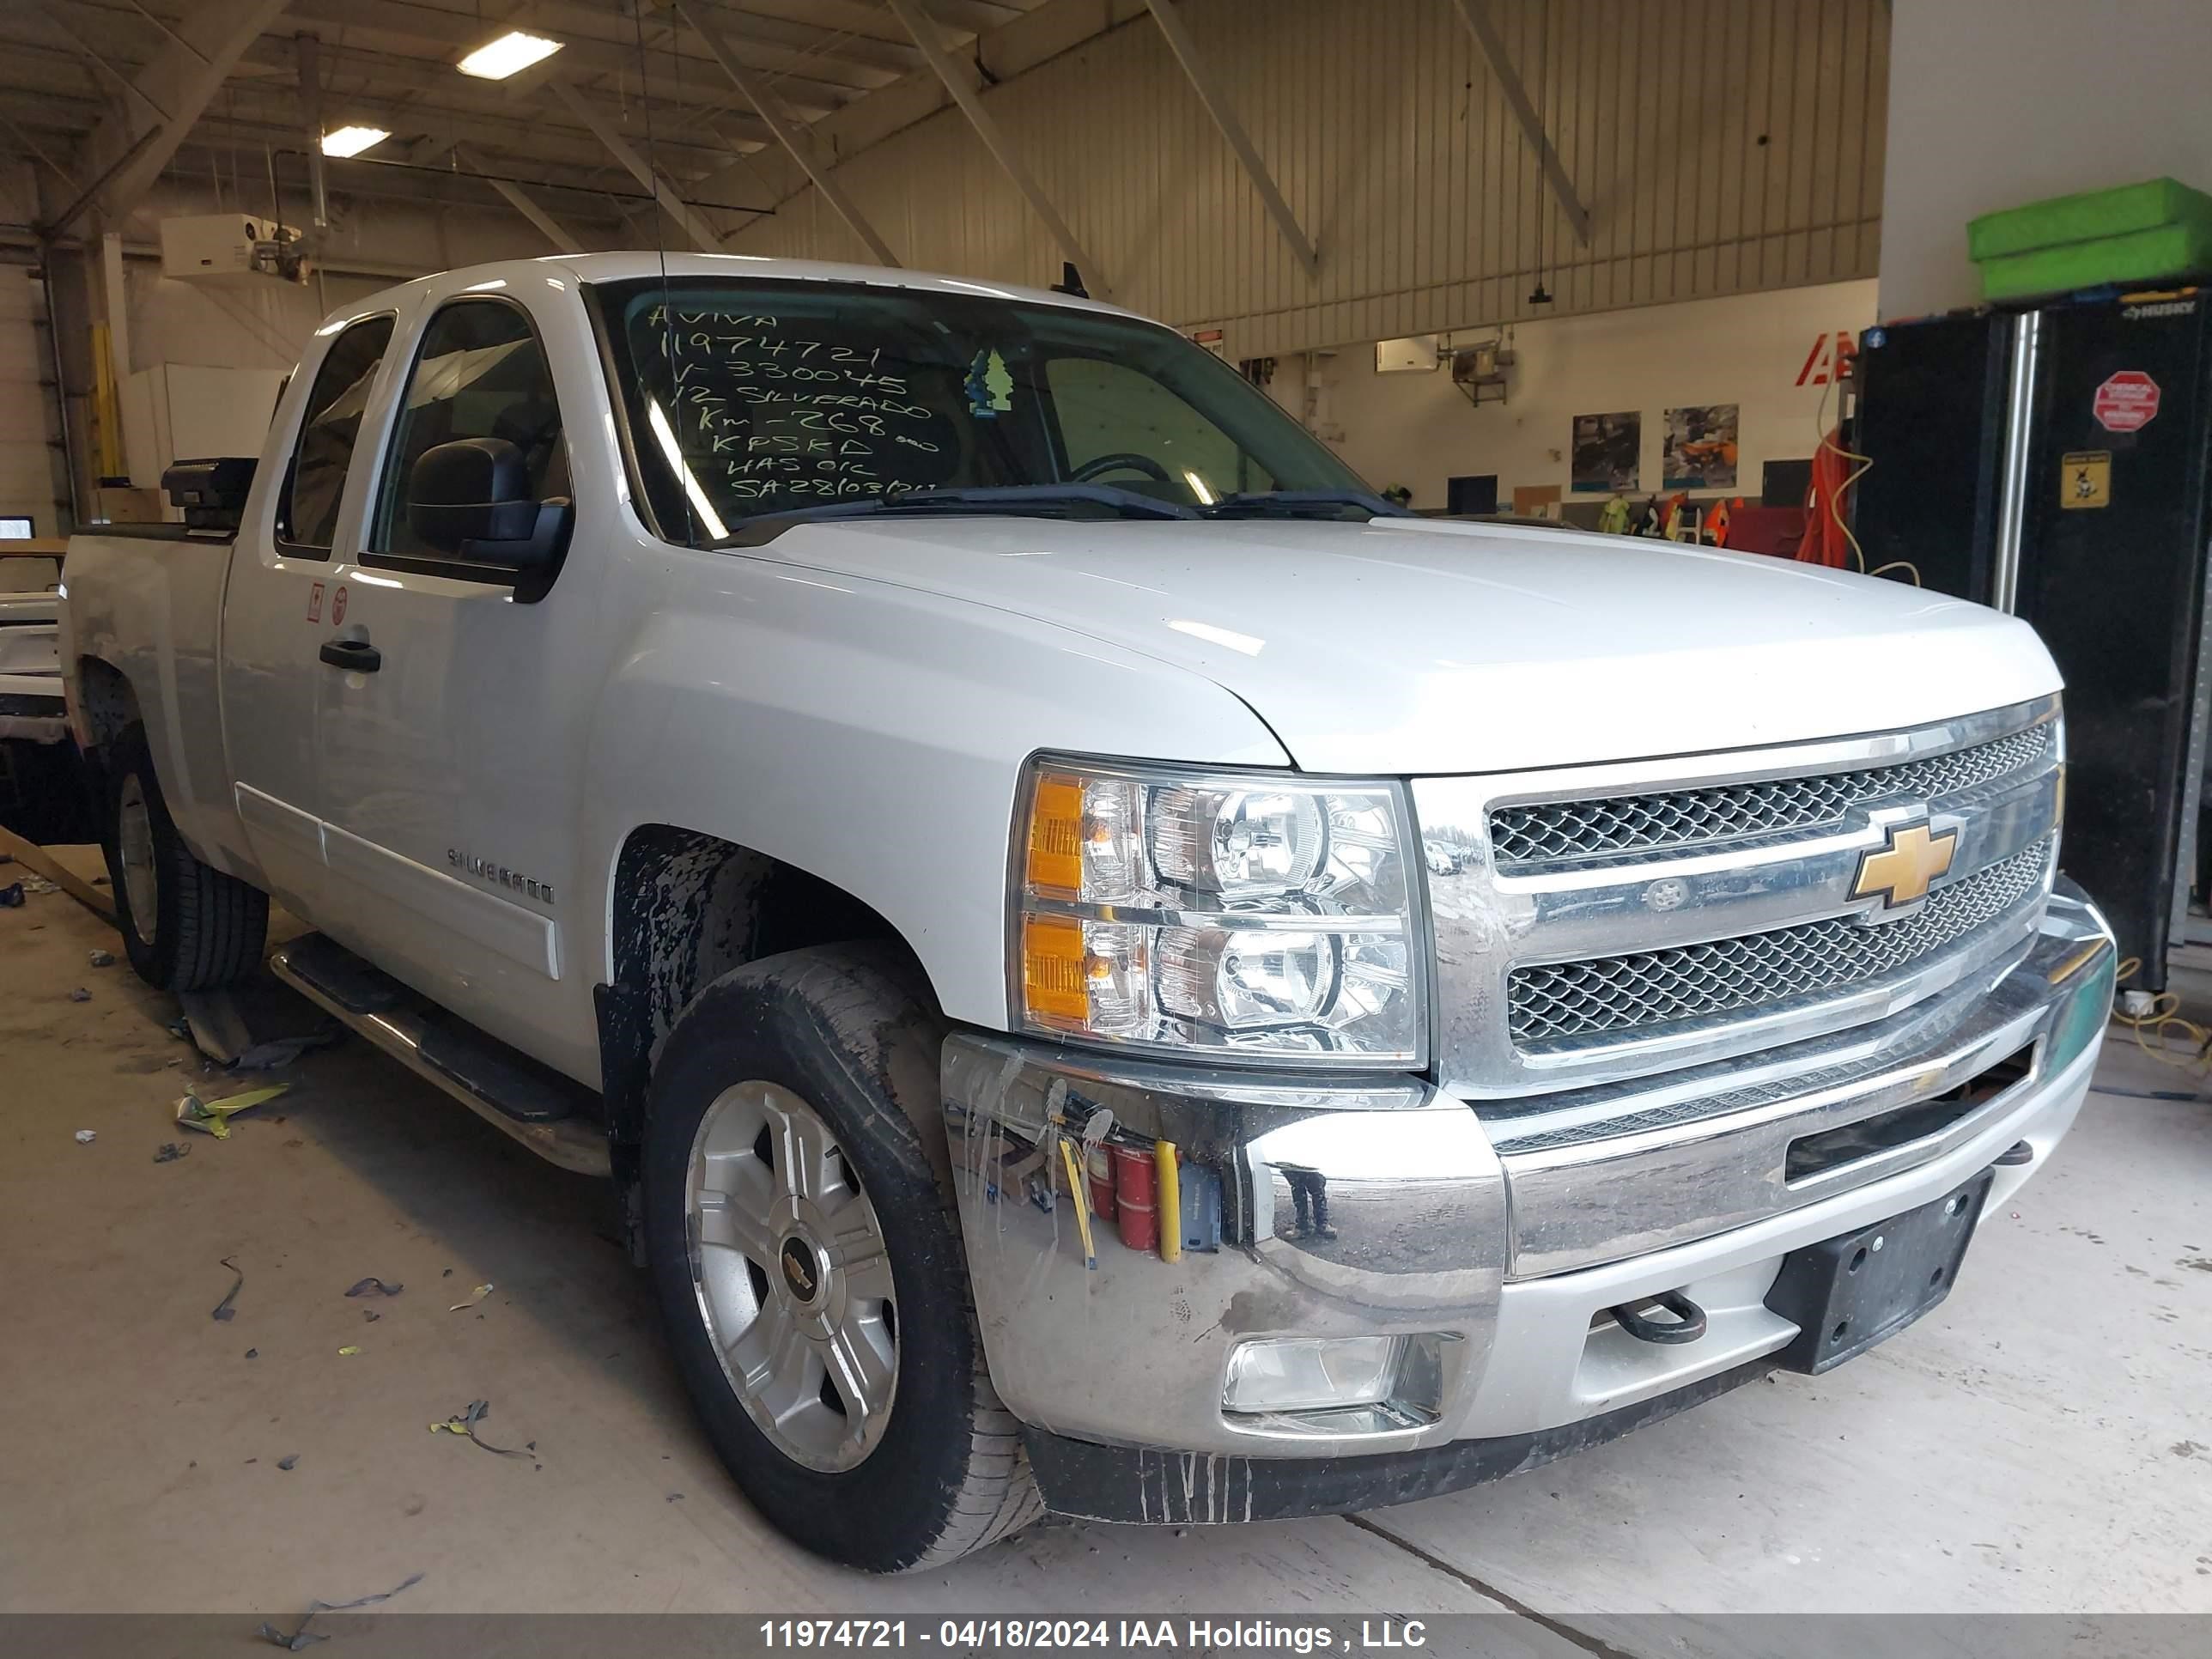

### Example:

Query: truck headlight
xmin=1012 ymin=757 xmax=1426 ymax=1065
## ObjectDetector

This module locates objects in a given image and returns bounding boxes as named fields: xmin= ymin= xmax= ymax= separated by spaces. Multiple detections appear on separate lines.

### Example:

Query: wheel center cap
xmin=779 ymin=1236 xmax=821 ymax=1304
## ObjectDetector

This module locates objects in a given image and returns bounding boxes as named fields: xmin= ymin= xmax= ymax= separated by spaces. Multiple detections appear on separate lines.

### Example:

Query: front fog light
xmin=1223 ymin=1334 xmax=1403 ymax=1413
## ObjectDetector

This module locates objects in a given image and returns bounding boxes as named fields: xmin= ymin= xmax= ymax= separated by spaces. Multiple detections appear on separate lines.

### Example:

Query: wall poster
xmin=1570 ymin=410 xmax=1641 ymax=493
xmin=1662 ymin=404 xmax=1741 ymax=489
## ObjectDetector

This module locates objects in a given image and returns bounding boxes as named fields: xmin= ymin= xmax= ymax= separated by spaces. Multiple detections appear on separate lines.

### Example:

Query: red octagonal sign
xmin=2094 ymin=370 xmax=2160 ymax=433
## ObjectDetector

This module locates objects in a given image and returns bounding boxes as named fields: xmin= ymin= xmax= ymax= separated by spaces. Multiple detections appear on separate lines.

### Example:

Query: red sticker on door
xmin=331 ymin=585 xmax=349 ymax=624
xmin=306 ymin=581 xmax=325 ymax=622
xmin=2094 ymin=370 xmax=2160 ymax=432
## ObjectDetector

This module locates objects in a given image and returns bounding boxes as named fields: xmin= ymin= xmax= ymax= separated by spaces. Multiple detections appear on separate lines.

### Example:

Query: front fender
xmin=578 ymin=553 xmax=1290 ymax=1031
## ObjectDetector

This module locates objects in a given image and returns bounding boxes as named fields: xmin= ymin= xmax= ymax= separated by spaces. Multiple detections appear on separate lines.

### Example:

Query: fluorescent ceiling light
xmin=457 ymin=30 xmax=563 ymax=80
xmin=320 ymin=125 xmax=388 ymax=158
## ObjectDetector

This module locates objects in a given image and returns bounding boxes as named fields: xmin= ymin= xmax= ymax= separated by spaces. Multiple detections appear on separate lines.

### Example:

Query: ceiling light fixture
xmin=319 ymin=125 xmax=389 ymax=158
xmin=456 ymin=30 xmax=562 ymax=81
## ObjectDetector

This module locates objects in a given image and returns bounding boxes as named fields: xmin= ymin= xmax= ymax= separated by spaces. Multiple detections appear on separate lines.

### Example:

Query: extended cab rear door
xmin=306 ymin=275 xmax=603 ymax=1081
xmin=222 ymin=308 xmax=397 ymax=917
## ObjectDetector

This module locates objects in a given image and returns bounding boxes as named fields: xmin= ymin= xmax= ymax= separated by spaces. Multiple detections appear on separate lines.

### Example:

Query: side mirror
xmin=407 ymin=438 xmax=571 ymax=592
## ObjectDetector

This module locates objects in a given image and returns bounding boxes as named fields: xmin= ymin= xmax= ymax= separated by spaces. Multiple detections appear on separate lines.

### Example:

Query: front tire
xmin=102 ymin=724 xmax=268 ymax=991
xmin=641 ymin=943 xmax=1041 ymax=1571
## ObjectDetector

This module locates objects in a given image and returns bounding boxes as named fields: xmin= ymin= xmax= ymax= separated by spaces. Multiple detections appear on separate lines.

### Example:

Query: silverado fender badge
xmin=447 ymin=848 xmax=555 ymax=905
xmin=1851 ymin=817 xmax=1956 ymax=915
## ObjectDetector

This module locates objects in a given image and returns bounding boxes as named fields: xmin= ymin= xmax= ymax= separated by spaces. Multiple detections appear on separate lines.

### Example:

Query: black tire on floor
xmin=641 ymin=942 xmax=1042 ymax=1571
xmin=101 ymin=722 xmax=269 ymax=991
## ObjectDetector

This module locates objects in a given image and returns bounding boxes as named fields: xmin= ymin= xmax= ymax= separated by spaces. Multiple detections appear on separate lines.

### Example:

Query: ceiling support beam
xmin=884 ymin=0 xmax=1109 ymax=297
xmin=45 ymin=126 xmax=163 ymax=242
xmin=677 ymin=0 xmax=898 ymax=267
xmin=1448 ymin=0 xmax=1593 ymax=246
xmin=0 ymin=112 xmax=76 ymax=188
xmin=72 ymin=0 xmax=297 ymax=224
xmin=545 ymin=79 xmax=723 ymax=254
xmin=279 ymin=0 xmax=853 ymax=121
xmin=1144 ymin=0 xmax=1316 ymax=279
xmin=455 ymin=145 xmax=583 ymax=254
xmin=40 ymin=13 xmax=175 ymax=127
xmin=121 ymin=0 xmax=216 ymax=67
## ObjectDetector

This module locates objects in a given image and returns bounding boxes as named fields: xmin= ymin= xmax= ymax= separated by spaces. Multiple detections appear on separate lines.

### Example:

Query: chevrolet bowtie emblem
xmin=1852 ymin=819 xmax=1957 ymax=910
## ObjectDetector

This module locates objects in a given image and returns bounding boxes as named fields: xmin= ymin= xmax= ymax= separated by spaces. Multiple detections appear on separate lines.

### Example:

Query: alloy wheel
xmin=684 ymin=1080 xmax=899 ymax=1473
xmin=116 ymin=775 xmax=159 ymax=946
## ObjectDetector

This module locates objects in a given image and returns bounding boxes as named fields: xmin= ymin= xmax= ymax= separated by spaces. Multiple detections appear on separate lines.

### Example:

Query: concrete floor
xmin=3 ymin=865 xmax=2208 ymax=1638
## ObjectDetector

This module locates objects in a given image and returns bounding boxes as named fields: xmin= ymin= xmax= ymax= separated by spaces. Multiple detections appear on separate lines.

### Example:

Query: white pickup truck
xmin=62 ymin=253 xmax=2114 ymax=1572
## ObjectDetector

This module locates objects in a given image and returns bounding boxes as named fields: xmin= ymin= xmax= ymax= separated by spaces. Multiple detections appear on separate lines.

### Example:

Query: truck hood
xmin=762 ymin=515 xmax=2063 ymax=775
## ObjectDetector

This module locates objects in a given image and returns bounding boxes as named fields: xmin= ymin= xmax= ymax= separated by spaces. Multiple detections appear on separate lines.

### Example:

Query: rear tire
xmin=641 ymin=942 xmax=1042 ymax=1571
xmin=102 ymin=723 xmax=268 ymax=991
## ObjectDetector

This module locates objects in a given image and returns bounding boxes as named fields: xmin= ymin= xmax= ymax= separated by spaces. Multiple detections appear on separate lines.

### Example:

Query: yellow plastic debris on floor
xmin=173 ymin=1084 xmax=290 ymax=1139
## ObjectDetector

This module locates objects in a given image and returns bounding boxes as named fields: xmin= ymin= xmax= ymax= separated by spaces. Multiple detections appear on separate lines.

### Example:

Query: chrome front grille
xmin=1506 ymin=835 xmax=2056 ymax=1047
xmin=1488 ymin=723 xmax=2052 ymax=869
xmin=1411 ymin=696 xmax=2066 ymax=1098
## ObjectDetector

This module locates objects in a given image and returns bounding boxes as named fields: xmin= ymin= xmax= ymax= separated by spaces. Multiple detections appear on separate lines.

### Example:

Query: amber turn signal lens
xmin=1022 ymin=914 xmax=1090 ymax=1023
xmin=1026 ymin=773 xmax=1085 ymax=896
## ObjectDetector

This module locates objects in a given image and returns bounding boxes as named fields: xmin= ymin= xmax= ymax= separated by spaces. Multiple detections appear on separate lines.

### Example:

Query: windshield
xmin=592 ymin=276 xmax=1374 ymax=544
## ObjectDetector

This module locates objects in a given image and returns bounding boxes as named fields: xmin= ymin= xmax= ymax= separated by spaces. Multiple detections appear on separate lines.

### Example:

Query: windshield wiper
xmin=714 ymin=483 xmax=1198 ymax=546
xmin=895 ymin=484 xmax=1199 ymax=519
xmin=1200 ymin=489 xmax=1413 ymax=520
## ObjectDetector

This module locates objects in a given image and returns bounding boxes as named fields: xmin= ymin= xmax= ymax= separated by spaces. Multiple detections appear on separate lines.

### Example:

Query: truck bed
xmin=60 ymin=524 xmax=255 ymax=881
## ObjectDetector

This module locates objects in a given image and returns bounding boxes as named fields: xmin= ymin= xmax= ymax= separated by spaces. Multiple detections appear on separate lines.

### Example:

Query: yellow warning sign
xmin=2061 ymin=450 xmax=2111 ymax=509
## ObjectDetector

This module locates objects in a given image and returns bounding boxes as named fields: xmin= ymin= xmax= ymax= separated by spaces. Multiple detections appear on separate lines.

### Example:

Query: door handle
xmin=319 ymin=638 xmax=381 ymax=672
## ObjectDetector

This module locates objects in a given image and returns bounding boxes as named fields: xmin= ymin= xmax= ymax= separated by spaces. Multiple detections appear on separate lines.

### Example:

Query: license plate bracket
xmin=1764 ymin=1168 xmax=1994 ymax=1374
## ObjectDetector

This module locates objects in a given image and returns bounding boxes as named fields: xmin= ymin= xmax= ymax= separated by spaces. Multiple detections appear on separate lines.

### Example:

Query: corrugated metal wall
xmin=726 ymin=0 xmax=1888 ymax=362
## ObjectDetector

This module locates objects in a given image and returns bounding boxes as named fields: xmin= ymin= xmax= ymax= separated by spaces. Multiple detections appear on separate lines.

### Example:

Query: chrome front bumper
xmin=940 ymin=883 xmax=2113 ymax=1504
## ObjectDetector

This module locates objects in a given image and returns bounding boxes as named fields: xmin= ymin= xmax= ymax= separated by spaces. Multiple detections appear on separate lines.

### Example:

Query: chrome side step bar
xmin=269 ymin=934 xmax=612 ymax=1178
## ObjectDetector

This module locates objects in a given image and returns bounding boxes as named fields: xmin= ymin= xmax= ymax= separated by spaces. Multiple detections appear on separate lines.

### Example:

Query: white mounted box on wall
xmin=158 ymin=215 xmax=301 ymax=283
xmin=1374 ymin=335 xmax=1441 ymax=373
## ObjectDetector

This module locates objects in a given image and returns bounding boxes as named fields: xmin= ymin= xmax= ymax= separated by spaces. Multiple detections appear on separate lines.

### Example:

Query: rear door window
xmin=276 ymin=314 xmax=394 ymax=556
